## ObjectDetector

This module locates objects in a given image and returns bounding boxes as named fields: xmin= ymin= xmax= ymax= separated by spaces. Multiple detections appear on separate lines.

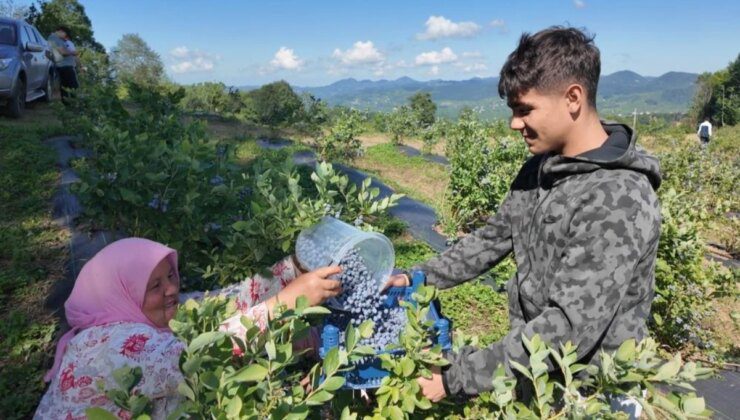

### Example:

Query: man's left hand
xmin=417 ymin=366 xmax=446 ymax=402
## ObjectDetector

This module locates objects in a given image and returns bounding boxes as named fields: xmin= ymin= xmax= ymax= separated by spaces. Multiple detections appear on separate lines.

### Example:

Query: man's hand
xmin=417 ymin=366 xmax=446 ymax=402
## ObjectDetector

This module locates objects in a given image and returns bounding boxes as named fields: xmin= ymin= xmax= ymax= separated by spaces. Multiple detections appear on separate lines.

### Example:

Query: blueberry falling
xmin=326 ymin=248 xmax=407 ymax=353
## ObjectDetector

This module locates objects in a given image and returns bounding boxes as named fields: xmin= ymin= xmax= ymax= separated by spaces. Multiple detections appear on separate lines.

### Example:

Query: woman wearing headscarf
xmin=34 ymin=237 xmax=341 ymax=419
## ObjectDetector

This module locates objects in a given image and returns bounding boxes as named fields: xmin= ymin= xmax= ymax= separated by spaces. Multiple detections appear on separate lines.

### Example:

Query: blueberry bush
xmin=64 ymin=82 xmax=400 ymax=289
xmin=443 ymin=114 xmax=528 ymax=234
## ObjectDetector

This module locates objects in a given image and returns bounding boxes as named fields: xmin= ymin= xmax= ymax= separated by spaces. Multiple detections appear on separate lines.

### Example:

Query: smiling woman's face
xmin=142 ymin=258 xmax=179 ymax=328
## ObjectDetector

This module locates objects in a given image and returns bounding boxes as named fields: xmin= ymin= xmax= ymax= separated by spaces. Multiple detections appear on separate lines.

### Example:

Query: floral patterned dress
xmin=34 ymin=257 xmax=299 ymax=420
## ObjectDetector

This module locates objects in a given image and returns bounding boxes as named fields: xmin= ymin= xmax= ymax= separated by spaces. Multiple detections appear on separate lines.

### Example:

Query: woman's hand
xmin=381 ymin=273 xmax=410 ymax=291
xmin=278 ymin=265 xmax=343 ymax=307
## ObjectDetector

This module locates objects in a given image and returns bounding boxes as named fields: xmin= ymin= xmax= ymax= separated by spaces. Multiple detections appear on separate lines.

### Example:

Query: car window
xmin=0 ymin=23 xmax=16 ymax=45
xmin=19 ymin=25 xmax=32 ymax=46
xmin=31 ymin=27 xmax=47 ymax=46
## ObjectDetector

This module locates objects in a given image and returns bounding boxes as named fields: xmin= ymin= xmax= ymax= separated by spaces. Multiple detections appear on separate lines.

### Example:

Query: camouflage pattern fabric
xmin=418 ymin=123 xmax=662 ymax=396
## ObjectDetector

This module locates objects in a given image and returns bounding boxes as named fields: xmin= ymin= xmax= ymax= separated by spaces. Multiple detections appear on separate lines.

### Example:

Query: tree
xmin=180 ymin=82 xmax=230 ymax=114
xmin=387 ymin=105 xmax=416 ymax=145
xmin=0 ymin=0 xmax=29 ymax=19
xmin=27 ymin=0 xmax=104 ymax=52
xmin=250 ymin=80 xmax=303 ymax=131
xmin=408 ymin=91 xmax=437 ymax=129
xmin=688 ymin=53 xmax=740 ymax=126
xmin=109 ymin=33 xmax=165 ymax=86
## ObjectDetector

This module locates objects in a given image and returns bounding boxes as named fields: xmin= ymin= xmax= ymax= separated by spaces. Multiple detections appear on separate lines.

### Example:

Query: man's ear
xmin=564 ymin=83 xmax=585 ymax=114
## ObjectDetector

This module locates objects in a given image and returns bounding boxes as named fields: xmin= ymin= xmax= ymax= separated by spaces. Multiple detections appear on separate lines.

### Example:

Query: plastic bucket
xmin=295 ymin=216 xmax=395 ymax=308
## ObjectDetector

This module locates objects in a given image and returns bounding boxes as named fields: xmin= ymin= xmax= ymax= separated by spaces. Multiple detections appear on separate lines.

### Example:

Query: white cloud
xmin=429 ymin=65 xmax=440 ymax=76
xmin=573 ymin=0 xmax=586 ymax=8
xmin=463 ymin=63 xmax=488 ymax=72
xmin=415 ymin=47 xmax=458 ymax=66
xmin=270 ymin=47 xmax=304 ymax=70
xmin=490 ymin=19 xmax=506 ymax=28
xmin=489 ymin=18 xmax=509 ymax=34
xmin=332 ymin=41 xmax=385 ymax=65
xmin=168 ymin=46 xmax=219 ymax=74
xmin=417 ymin=16 xmax=481 ymax=40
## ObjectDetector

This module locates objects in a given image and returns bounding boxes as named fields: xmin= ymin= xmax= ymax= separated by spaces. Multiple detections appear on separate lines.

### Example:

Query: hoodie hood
xmin=542 ymin=122 xmax=661 ymax=190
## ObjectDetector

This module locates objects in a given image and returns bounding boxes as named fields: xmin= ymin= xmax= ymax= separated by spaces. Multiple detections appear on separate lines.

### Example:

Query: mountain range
xmin=240 ymin=70 xmax=699 ymax=119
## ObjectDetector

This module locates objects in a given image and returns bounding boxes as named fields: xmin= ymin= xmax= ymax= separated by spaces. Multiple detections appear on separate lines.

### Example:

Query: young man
xmin=48 ymin=26 xmax=79 ymax=103
xmin=697 ymin=117 xmax=712 ymax=146
xmin=389 ymin=26 xmax=662 ymax=401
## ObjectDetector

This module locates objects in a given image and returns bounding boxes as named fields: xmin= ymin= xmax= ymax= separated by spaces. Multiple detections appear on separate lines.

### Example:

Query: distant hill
xmin=238 ymin=70 xmax=698 ymax=119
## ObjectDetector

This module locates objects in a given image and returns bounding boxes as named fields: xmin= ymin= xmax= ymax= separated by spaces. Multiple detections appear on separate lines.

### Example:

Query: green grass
xmin=354 ymin=142 xmax=450 ymax=224
xmin=0 ymin=121 xmax=68 ymax=419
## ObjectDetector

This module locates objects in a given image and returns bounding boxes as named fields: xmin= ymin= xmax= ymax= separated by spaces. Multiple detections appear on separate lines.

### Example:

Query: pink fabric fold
xmin=44 ymin=237 xmax=179 ymax=382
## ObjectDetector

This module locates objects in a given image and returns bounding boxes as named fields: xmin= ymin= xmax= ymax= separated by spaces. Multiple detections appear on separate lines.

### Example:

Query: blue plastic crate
xmin=318 ymin=270 xmax=451 ymax=390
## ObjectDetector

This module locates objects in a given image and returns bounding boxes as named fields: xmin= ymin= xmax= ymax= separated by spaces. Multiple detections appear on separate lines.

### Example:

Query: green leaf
xmin=225 ymin=396 xmax=243 ymax=419
xmin=226 ymin=363 xmax=269 ymax=384
xmin=651 ymin=354 xmax=682 ymax=381
xmin=323 ymin=347 xmax=340 ymax=375
xmin=358 ymin=320 xmax=374 ymax=338
xmin=301 ymin=306 xmax=331 ymax=316
xmin=615 ymin=339 xmax=636 ymax=363
xmin=177 ymin=382 xmax=195 ymax=401
xmin=265 ymin=340 xmax=277 ymax=360
xmin=400 ymin=357 xmax=415 ymax=377
xmin=386 ymin=405 xmax=404 ymax=420
xmin=305 ymin=389 xmax=334 ymax=405
xmin=339 ymin=406 xmax=357 ymax=420
xmin=682 ymin=396 xmax=705 ymax=414
xmin=345 ymin=325 xmax=358 ymax=351
xmin=85 ymin=407 xmax=120 ymax=420
xmin=119 ymin=188 xmax=139 ymax=203
xmin=186 ymin=331 xmax=227 ymax=353
xmin=320 ymin=376 xmax=345 ymax=392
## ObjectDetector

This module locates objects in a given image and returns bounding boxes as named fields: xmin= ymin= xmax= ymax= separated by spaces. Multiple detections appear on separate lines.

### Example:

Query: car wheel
xmin=41 ymin=72 xmax=53 ymax=102
xmin=5 ymin=79 xmax=26 ymax=118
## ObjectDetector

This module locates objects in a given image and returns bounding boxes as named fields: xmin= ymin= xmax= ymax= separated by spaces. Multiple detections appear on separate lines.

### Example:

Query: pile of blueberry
xmin=327 ymin=248 xmax=407 ymax=353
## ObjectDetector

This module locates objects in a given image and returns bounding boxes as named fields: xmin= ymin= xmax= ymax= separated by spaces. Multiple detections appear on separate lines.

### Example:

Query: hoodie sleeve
xmin=442 ymin=179 xmax=660 ymax=396
xmin=417 ymin=192 xmax=514 ymax=289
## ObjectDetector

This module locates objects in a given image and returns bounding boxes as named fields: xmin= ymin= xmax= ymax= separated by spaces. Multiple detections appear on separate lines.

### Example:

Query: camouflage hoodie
xmin=419 ymin=122 xmax=662 ymax=396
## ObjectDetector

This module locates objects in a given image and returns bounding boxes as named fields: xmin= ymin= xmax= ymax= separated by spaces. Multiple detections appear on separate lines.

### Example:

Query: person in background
xmin=697 ymin=117 xmax=712 ymax=147
xmin=34 ymin=237 xmax=341 ymax=419
xmin=47 ymin=25 xmax=79 ymax=103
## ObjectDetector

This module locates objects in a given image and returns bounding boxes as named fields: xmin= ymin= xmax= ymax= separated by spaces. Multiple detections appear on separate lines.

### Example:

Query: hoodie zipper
xmin=519 ymin=155 xmax=554 ymax=322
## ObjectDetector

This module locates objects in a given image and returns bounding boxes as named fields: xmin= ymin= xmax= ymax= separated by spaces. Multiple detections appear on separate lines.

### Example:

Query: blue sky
xmin=70 ymin=1 xmax=740 ymax=86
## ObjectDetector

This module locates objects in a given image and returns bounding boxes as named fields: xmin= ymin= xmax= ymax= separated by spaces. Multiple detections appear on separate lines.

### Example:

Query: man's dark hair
xmin=56 ymin=25 xmax=72 ymax=38
xmin=498 ymin=26 xmax=601 ymax=108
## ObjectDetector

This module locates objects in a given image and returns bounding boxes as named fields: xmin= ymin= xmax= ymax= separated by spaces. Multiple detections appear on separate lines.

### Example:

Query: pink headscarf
xmin=44 ymin=237 xmax=180 ymax=382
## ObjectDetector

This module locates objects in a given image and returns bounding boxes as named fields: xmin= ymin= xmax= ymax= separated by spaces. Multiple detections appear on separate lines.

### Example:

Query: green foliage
xmin=689 ymin=54 xmax=740 ymax=126
xmin=387 ymin=106 xmax=416 ymax=146
xmin=0 ymin=125 xmax=66 ymax=419
xmin=109 ymin=33 xmax=165 ymax=86
xmin=27 ymin=0 xmax=105 ymax=52
xmin=93 ymin=296 xmax=372 ymax=419
xmin=249 ymin=80 xmax=303 ymax=130
xmin=95 ymin=291 xmax=714 ymax=420
xmin=419 ymin=119 xmax=449 ymax=155
xmin=362 ymin=285 xmax=450 ymax=419
xmin=444 ymin=116 xmax=528 ymax=233
xmin=179 ymin=81 xmax=231 ymax=114
xmin=409 ymin=91 xmax=437 ymax=129
xmin=293 ymin=93 xmax=330 ymax=138
xmin=65 ymin=82 xmax=400 ymax=289
xmin=316 ymin=108 xmax=365 ymax=161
